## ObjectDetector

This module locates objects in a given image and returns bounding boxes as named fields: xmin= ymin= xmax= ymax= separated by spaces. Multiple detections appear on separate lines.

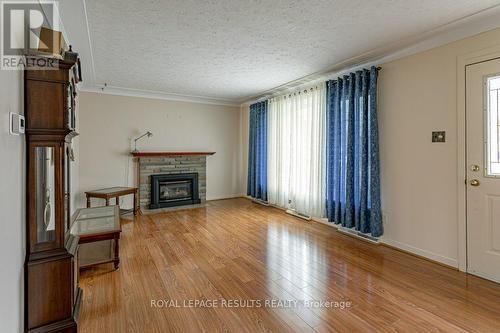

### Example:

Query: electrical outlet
xmin=382 ymin=212 xmax=388 ymax=226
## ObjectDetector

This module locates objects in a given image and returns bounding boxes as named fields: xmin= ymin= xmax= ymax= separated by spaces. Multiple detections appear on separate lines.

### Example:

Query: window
xmin=267 ymin=84 xmax=326 ymax=217
xmin=486 ymin=75 xmax=500 ymax=176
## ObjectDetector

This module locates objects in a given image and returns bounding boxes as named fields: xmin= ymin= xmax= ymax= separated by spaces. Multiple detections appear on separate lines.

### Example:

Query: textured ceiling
xmin=85 ymin=0 xmax=500 ymax=102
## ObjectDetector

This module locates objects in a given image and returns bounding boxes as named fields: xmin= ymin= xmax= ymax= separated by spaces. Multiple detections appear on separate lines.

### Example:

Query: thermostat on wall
xmin=10 ymin=112 xmax=25 ymax=135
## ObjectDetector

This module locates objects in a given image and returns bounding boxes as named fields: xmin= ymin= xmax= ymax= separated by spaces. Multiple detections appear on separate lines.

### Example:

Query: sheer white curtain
xmin=267 ymin=83 xmax=326 ymax=217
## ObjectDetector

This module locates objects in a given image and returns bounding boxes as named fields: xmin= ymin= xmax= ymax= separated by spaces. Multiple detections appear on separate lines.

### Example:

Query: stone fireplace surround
xmin=131 ymin=152 xmax=215 ymax=210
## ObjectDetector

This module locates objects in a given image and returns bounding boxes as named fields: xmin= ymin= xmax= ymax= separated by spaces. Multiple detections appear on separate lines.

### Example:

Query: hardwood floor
xmin=79 ymin=198 xmax=500 ymax=333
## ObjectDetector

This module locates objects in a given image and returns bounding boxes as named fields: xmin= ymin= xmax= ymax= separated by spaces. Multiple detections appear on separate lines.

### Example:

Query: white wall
xmin=239 ymin=105 xmax=250 ymax=194
xmin=77 ymin=92 xmax=244 ymax=207
xmin=377 ymin=27 xmax=500 ymax=266
xmin=0 ymin=70 xmax=25 ymax=332
xmin=241 ymin=27 xmax=500 ymax=268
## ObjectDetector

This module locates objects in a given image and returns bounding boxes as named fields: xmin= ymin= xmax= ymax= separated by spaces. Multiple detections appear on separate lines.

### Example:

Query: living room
xmin=1 ymin=1 xmax=500 ymax=332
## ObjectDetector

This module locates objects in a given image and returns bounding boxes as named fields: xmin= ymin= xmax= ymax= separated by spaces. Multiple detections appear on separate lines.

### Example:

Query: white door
xmin=466 ymin=57 xmax=500 ymax=283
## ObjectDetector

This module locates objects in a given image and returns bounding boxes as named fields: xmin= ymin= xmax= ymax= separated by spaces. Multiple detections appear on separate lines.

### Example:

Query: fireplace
xmin=150 ymin=173 xmax=201 ymax=209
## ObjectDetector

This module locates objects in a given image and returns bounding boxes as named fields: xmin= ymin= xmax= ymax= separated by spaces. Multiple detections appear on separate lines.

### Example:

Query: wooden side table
xmin=85 ymin=186 xmax=138 ymax=216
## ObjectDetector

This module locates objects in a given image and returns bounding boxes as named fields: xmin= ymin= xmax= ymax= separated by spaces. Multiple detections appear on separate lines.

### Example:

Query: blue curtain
xmin=247 ymin=101 xmax=268 ymax=200
xmin=326 ymin=67 xmax=382 ymax=237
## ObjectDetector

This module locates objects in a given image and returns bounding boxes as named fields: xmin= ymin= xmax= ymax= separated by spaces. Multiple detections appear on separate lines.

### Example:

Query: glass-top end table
xmin=85 ymin=186 xmax=138 ymax=216
xmin=71 ymin=205 xmax=120 ymax=236
xmin=71 ymin=205 xmax=122 ymax=270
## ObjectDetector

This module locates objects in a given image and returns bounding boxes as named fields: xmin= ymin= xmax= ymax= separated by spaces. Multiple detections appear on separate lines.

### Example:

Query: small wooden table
xmin=85 ymin=186 xmax=138 ymax=216
xmin=71 ymin=205 xmax=122 ymax=270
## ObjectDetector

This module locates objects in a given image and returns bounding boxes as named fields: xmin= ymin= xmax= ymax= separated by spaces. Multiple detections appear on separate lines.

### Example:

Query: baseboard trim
xmin=252 ymin=199 xmax=270 ymax=206
xmin=309 ymin=214 xmax=458 ymax=269
xmin=380 ymin=239 xmax=459 ymax=270
xmin=286 ymin=209 xmax=311 ymax=221
xmin=337 ymin=226 xmax=380 ymax=244
xmin=311 ymin=217 xmax=381 ymax=244
xmin=206 ymin=194 xmax=246 ymax=201
xmin=241 ymin=196 xmax=459 ymax=270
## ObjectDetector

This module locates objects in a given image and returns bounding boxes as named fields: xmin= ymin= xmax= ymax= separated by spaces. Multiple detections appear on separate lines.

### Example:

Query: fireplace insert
xmin=150 ymin=173 xmax=201 ymax=209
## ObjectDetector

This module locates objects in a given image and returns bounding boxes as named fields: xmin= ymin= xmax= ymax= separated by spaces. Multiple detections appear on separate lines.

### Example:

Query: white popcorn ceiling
xmin=85 ymin=0 xmax=500 ymax=102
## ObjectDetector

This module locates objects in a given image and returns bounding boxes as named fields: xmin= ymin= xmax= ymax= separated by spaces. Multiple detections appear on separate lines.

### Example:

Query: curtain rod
xmin=254 ymin=66 xmax=382 ymax=105
xmin=272 ymin=85 xmax=321 ymax=100
xmin=333 ymin=66 xmax=382 ymax=75
xmin=266 ymin=66 xmax=382 ymax=101
xmin=325 ymin=66 xmax=382 ymax=83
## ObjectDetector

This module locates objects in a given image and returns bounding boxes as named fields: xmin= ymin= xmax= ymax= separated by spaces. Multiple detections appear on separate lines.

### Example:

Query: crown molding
xmin=79 ymin=84 xmax=240 ymax=107
xmin=60 ymin=1 xmax=500 ymax=108
xmin=239 ymin=4 xmax=500 ymax=106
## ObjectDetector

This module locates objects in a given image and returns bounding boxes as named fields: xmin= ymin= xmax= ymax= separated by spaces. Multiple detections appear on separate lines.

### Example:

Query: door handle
xmin=469 ymin=179 xmax=480 ymax=187
xmin=470 ymin=164 xmax=480 ymax=172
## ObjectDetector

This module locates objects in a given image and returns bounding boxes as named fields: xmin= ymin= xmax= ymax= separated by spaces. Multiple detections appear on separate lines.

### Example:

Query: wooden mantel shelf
xmin=131 ymin=151 xmax=216 ymax=157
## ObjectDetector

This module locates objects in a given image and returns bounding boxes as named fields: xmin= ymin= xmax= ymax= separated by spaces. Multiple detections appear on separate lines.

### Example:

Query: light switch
xmin=432 ymin=131 xmax=445 ymax=143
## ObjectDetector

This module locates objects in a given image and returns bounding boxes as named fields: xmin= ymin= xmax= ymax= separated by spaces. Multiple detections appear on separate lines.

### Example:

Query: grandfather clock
xmin=24 ymin=56 xmax=82 ymax=333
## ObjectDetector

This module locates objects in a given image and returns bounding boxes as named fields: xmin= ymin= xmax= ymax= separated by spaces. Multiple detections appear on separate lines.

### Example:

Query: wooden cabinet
xmin=25 ymin=57 xmax=82 ymax=333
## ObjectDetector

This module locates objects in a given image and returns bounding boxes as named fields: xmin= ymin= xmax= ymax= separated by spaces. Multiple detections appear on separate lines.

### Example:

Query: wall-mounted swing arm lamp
xmin=132 ymin=131 xmax=153 ymax=152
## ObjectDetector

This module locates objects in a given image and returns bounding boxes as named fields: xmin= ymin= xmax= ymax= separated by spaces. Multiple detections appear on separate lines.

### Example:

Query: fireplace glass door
xmin=159 ymin=181 xmax=192 ymax=202
xmin=150 ymin=173 xmax=200 ymax=209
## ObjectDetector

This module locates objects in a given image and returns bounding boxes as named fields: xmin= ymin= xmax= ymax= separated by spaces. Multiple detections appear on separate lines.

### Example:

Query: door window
xmin=486 ymin=75 xmax=500 ymax=176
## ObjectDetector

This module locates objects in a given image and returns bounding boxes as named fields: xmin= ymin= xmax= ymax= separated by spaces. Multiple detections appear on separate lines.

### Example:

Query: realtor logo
xmin=1 ymin=0 xmax=59 ymax=70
